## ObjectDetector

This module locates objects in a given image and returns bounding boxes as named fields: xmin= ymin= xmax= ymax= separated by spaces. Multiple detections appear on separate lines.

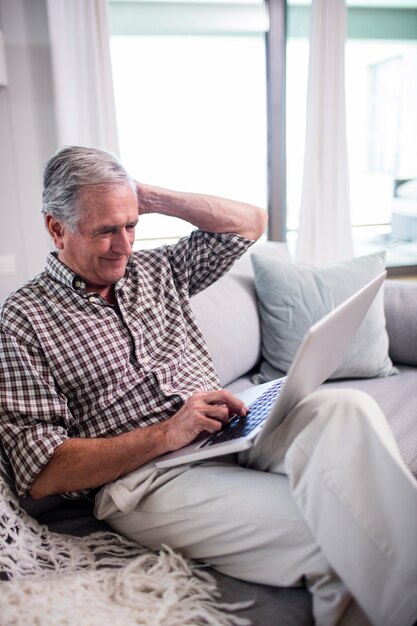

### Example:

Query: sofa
xmin=192 ymin=242 xmax=417 ymax=481
xmin=190 ymin=241 xmax=417 ymax=624
xmin=2 ymin=241 xmax=416 ymax=625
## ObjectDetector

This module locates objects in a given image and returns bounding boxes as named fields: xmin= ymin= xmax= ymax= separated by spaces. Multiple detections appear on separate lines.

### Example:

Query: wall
xmin=0 ymin=0 xmax=57 ymax=303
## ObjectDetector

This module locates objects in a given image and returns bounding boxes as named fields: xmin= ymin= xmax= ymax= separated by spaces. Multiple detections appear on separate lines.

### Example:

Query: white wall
xmin=0 ymin=0 xmax=57 ymax=303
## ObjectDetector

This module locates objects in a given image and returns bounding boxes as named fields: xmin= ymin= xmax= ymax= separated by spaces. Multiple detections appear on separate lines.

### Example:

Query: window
xmin=368 ymin=54 xmax=402 ymax=174
xmin=286 ymin=2 xmax=417 ymax=268
xmin=108 ymin=0 xmax=268 ymax=249
xmin=346 ymin=41 xmax=417 ymax=232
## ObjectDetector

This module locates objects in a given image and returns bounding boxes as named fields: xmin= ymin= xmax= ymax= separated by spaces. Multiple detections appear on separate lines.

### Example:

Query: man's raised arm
xmin=137 ymin=183 xmax=268 ymax=242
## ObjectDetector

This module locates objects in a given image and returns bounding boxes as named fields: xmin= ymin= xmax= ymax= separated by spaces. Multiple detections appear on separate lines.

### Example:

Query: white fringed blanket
xmin=0 ymin=453 xmax=250 ymax=626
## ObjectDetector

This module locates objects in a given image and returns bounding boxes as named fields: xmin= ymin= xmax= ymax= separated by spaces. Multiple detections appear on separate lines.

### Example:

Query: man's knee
xmin=308 ymin=387 xmax=376 ymax=408
xmin=299 ymin=388 xmax=383 ymax=427
xmin=285 ymin=387 xmax=389 ymax=463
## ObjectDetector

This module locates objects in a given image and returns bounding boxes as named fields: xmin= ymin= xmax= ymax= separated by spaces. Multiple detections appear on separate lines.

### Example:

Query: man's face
xmin=50 ymin=183 xmax=139 ymax=290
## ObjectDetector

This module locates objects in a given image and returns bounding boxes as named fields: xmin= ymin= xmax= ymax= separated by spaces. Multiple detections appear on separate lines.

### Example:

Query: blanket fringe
xmin=0 ymin=453 xmax=252 ymax=625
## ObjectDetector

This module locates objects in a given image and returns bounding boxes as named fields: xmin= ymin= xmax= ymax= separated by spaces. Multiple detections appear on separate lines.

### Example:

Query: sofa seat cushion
xmin=227 ymin=366 xmax=417 ymax=479
xmin=323 ymin=365 xmax=417 ymax=478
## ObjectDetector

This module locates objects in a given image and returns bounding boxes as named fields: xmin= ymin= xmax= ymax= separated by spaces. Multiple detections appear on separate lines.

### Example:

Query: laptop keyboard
xmin=201 ymin=377 xmax=287 ymax=448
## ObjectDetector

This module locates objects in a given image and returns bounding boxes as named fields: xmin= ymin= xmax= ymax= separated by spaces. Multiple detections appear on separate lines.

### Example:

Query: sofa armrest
xmin=384 ymin=279 xmax=417 ymax=365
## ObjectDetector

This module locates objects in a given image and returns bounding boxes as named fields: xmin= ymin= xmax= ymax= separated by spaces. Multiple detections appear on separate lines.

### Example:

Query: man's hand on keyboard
xmin=160 ymin=390 xmax=249 ymax=452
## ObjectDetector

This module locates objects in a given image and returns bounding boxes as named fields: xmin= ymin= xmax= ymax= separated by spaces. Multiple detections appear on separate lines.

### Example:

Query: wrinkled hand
xmin=135 ymin=181 xmax=152 ymax=215
xmin=161 ymin=390 xmax=249 ymax=451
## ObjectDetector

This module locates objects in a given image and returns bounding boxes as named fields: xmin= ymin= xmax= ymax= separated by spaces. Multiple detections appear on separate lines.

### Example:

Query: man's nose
xmin=112 ymin=230 xmax=133 ymax=254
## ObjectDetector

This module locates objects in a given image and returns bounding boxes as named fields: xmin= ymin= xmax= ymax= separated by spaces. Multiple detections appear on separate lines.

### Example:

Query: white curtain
xmin=46 ymin=0 xmax=119 ymax=154
xmin=295 ymin=0 xmax=353 ymax=265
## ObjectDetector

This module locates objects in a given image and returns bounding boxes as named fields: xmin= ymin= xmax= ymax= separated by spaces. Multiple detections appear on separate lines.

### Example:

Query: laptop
xmin=155 ymin=271 xmax=386 ymax=469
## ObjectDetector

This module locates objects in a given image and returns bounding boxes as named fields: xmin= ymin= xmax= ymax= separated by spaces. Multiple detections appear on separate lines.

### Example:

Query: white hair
xmin=41 ymin=146 xmax=136 ymax=232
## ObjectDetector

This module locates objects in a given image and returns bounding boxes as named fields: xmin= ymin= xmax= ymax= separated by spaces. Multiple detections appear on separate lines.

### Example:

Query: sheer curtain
xmin=295 ymin=0 xmax=352 ymax=265
xmin=46 ymin=0 xmax=119 ymax=154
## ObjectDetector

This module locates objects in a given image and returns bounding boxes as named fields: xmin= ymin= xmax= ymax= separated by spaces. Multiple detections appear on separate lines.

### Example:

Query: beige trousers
xmin=95 ymin=389 xmax=417 ymax=626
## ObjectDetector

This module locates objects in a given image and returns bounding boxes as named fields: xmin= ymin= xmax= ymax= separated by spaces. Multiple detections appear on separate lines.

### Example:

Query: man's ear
xmin=45 ymin=215 xmax=65 ymax=250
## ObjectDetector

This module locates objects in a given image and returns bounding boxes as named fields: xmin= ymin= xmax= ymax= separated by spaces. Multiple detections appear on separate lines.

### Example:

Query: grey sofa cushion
xmin=323 ymin=365 xmax=417 ymax=478
xmin=191 ymin=242 xmax=291 ymax=387
xmin=191 ymin=253 xmax=261 ymax=388
xmin=384 ymin=280 xmax=417 ymax=366
xmin=226 ymin=366 xmax=417 ymax=480
xmin=250 ymin=251 xmax=397 ymax=383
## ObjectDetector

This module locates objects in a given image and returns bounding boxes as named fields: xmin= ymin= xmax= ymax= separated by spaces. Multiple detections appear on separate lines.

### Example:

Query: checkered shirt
xmin=0 ymin=230 xmax=252 ymax=497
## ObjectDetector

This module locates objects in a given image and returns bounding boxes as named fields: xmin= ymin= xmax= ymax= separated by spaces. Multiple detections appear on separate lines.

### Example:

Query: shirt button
xmin=74 ymin=279 xmax=82 ymax=289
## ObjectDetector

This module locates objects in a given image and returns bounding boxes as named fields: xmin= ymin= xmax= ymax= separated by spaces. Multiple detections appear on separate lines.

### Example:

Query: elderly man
xmin=1 ymin=146 xmax=416 ymax=626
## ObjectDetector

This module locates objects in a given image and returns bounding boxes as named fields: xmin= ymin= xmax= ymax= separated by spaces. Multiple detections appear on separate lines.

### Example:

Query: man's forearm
xmin=29 ymin=422 xmax=169 ymax=500
xmin=137 ymin=182 xmax=268 ymax=241
xmin=29 ymin=389 xmax=248 ymax=499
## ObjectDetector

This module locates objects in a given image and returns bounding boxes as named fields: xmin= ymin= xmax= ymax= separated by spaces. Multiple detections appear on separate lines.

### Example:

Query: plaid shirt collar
xmin=45 ymin=252 xmax=130 ymax=295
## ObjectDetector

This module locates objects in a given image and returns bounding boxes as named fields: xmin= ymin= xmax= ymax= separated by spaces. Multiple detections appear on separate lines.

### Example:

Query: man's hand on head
xmin=160 ymin=390 xmax=249 ymax=452
xmin=135 ymin=181 xmax=153 ymax=215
